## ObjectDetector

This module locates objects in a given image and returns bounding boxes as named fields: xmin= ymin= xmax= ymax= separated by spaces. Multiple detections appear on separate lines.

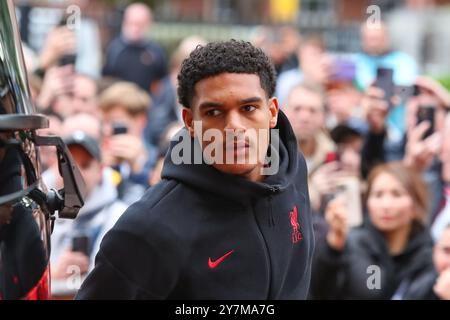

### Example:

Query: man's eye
xmin=242 ymin=105 xmax=256 ymax=112
xmin=205 ymin=109 xmax=221 ymax=117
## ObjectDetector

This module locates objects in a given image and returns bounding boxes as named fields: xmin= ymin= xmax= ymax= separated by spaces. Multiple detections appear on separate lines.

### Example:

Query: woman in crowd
xmin=310 ymin=161 xmax=434 ymax=299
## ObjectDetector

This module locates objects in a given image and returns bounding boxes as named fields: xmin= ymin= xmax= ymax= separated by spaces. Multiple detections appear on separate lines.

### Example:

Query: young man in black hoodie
xmin=76 ymin=40 xmax=314 ymax=299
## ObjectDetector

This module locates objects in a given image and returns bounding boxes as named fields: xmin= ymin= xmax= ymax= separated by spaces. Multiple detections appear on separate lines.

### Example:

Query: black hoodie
xmin=76 ymin=111 xmax=314 ymax=300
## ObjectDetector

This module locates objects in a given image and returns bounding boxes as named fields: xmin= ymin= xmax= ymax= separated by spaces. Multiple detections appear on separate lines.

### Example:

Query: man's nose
xmin=224 ymin=111 xmax=246 ymax=131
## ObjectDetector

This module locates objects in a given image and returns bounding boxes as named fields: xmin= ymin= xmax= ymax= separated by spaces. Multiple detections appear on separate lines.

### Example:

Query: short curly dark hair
xmin=177 ymin=39 xmax=276 ymax=108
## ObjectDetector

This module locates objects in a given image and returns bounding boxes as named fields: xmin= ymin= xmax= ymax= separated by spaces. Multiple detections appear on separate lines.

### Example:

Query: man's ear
xmin=269 ymin=97 xmax=280 ymax=129
xmin=182 ymin=107 xmax=195 ymax=137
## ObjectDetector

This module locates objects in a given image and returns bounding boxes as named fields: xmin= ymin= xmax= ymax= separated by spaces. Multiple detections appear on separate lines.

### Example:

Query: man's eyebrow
xmin=239 ymin=97 xmax=263 ymax=104
xmin=199 ymin=101 xmax=224 ymax=110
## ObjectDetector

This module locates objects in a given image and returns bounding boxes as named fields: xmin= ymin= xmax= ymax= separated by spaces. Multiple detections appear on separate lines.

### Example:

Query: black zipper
xmin=268 ymin=186 xmax=280 ymax=228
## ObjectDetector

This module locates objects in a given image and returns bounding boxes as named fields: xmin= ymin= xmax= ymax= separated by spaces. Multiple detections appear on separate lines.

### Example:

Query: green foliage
xmin=435 ymin=76 xmax=450 ymax=92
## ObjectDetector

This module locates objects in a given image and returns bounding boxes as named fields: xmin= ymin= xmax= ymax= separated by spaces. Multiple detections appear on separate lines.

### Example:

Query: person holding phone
xmin=48 ymin=114 xmax=127 ymax=291
xmin=99 ymin=82 xmax=154 ymax=201
xmin=310 ymin=161 xmax=434 ymax=299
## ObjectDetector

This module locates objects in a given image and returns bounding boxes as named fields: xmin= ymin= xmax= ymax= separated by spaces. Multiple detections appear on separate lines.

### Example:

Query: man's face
xmin=54 ymin=76 xmax=97 ymax=117
xmin=122 ymin=7 xmax=151 ymax=43
xmin=183 ymin=73 xmax=278 ymax=181
xmin=299 ymin=44 xmax=331 ymax=85
xmin=284 ymin=87 xmax=325 ymax=141
xmin=361 ymin=25 xmax=389 ymax=56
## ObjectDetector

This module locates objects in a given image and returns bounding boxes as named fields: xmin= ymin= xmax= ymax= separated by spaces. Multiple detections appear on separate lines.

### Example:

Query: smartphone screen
xmin=112 ymin=122 xmax=128 ymax=135
xmin=374 ymin=67 xmax=394 ymax=109
xmin=332 ymin=176 xmax=362 ymax=228
xmin=58 ymin=54 xmax=77 ymax=66
xmin=416 ymin=105 xmax=435 ymax=139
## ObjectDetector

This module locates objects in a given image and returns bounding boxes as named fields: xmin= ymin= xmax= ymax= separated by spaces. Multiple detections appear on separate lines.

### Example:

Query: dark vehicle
xmin=0 ymin=0 xmax=85 ymax=300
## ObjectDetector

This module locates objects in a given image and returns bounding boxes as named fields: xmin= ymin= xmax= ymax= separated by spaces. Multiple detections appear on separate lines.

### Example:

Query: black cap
xmin=64 ymin=131 xmax=101 ymax=161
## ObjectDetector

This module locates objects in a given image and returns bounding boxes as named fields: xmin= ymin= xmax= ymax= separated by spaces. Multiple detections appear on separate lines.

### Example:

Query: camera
xmin=112 ymin=122 xmax=128 ymax=135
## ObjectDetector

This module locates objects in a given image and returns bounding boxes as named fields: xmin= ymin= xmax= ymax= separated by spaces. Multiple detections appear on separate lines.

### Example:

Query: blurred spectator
xmin=355 ymin=21 xmax=419 ymax=90
xmin=309 ymin=124 xmax=365 ymax=243
xmin=50 ymin=132 xmax=127 ymax=283
xmin=406 ymin=223 xmax=450 ymax=299
xmin=355 ymin=21 xmax=419 ymax=155
xmin=169 ymin=35 xmax=207 ymax=117
xmin=252 ymin=25 xmax=300 ymax=75
xmin=36 ymin=66 xmax=98 ymax=118
xmin=32 ymin=6 xmax=101 ymax=80
xmin=325 ymin=75 xmax=367 ymax=134
xmin=99 ymin=81 xmax=153 ymax=201
xmin=102 ymin=3 xmax=167 ymax=92
xmin=329 ymin=125 xmax=364 ymax=178
xmin=310 ymin=162 xmax=434 ymax=299
xmin=36 ymin=24 xmax=77 ymax=73
xmin=284 ymin=84 xmax=336 ymax=175
xmin=46 ymin=115 xmax=127 ymax=287
xmin=276 ymin=34 xmax=331 ymax=106
xmin=43 ymin=113 xmax=103 ymax=190
xmin=431 ymin=224 xmax=450 ymax=300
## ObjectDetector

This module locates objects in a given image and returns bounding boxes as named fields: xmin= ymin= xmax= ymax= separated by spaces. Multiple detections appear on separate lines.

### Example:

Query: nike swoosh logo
xmin=208 ymin=249 xmax=235 ymax=269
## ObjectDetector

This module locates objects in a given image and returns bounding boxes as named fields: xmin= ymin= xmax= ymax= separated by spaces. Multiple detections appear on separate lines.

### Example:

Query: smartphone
xmin=58 ymin=54 xmax=77 ymax=66
xmin=374 ymin=67 xmax=394 ymax=110
xmin=416 ymin=105 xmax=435 ymax=139
xmin=112 ymin=122 xmax=128 ymax=135
xmin=332 ymin=176 xmax=363 ymax=228
xmin=72 ymin=235 xmax=89 ymax=255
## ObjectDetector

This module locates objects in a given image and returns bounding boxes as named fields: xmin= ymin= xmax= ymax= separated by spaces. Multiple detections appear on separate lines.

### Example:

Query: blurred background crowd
xmin=13 ymin=0 xmax=450 ymax=299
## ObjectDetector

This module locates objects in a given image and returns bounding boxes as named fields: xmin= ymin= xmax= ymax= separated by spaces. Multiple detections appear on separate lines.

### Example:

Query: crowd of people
xmin=21 ymin=2 xmax=450 ymax=299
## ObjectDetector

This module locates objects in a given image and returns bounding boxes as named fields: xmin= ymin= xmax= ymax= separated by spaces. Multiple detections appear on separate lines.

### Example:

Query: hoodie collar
xmin=161 ymin=111 xmax=299 ymax=204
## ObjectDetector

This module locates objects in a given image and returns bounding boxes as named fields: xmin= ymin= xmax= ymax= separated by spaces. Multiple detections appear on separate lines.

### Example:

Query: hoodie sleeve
xmin=76 ymin=227 xmax=180 ymax=300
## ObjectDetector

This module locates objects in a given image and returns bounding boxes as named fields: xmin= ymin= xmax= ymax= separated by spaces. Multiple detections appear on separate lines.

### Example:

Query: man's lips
xmin=225 ymin=142 xmax=250 ymax=151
